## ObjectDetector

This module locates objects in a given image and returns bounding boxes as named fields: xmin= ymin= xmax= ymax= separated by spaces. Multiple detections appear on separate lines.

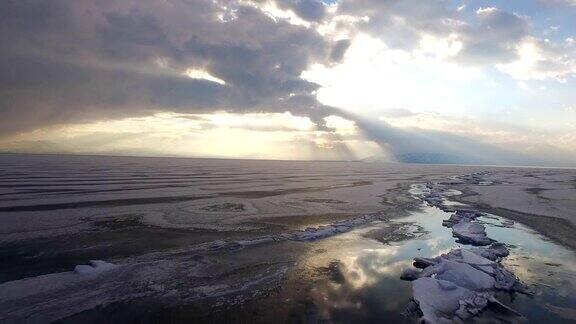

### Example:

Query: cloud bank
xmin=1 ymin=0 xmax=575 ymax=166
xmin=0 ymin=0 xmax=346 ymax=136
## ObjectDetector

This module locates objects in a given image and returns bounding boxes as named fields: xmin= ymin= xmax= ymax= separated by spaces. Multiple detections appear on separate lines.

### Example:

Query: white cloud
xmin=324 ymin=115 xmax=357 ymax=134
xmin=497 ymin=38 xmax=576 ymax=81
xmin=476 ymin=7 xmax=497 ymax=14
xmin=517 ymin=81 xmax=530 ymax=90
xmin=302 ymin=33 xmax=483 ymax=114
xmin=185 ymin=69 xmax=227 ymax=85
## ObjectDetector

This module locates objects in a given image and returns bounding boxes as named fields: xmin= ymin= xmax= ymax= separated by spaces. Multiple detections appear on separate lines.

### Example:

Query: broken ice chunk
xmin=442 ymin=210 xmax=483 ymax=228
xmin=411 ymin=277 xmax=478 ymax=323
xmin=400 ymin=267 xmax=421 ymax=281
xmin=410 ymin=277 xmax=522 ymax=323
xmin=471 ymin=243 xmax=510 ymax=261
xmin=237 ymin=235 xmax=275 ymax=246
xmin=74 ymin=260 xmax=116 ymax=276
xmin=408 ymin=248 xmax=521 ymax=293
xmin=452 ymin=221 xmax=494 ymax=246
xmin=413 ymin=257 xmax=437 ymax=269
xmin=421 ymin=260 xmax=496 ymax=291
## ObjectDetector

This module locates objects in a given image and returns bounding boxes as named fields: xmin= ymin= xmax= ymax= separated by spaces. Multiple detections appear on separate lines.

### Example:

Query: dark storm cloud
xmin=0 ymin=0 xmax=543 ymax=139
xmin=330 ymin=39 xmax=352 ymax=62
xmin=455 ymin=8 xmax=530 ymax=65
xmin=277 ymin=0 xmax=328 ymax=22
xmin=0 ymin=0 xmax=343 ymax=136
xmin=351 ymin=115 xmax=549 ymax=166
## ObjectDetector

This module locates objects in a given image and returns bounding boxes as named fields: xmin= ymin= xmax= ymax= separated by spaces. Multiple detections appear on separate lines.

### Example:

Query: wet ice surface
xmin=260 ymin=204 xmax=576 ymax=323
xmin=231 ymin=177 xmax=576 ymax=323
xmin=404 ymin=180 xmax=526 ymax=322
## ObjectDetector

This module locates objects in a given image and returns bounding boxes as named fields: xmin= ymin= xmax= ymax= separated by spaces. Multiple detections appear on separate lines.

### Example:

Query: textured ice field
xmin=0 ymin=153 xmax=484 ymax=243
xmin=1 ymin=154 xmax=575 ymax=322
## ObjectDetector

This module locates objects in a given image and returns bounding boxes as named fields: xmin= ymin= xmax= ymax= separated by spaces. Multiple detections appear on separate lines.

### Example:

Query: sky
xmin=1 ymin=0 xmax=575 ymax=166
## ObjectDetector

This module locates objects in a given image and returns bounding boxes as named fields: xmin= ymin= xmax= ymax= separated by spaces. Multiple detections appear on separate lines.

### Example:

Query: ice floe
xmin=290 ymin=213 xmax=384 ymax=241
xmin=74 ymin=260 xmax=117 ymax=276
xmin=409 ymin=277 xmax=521 ymax=323
xmin=442 ymin=210 xmax=483 ymax=227
xmin=190 ymin=212 xmax=387 ymax=252
xmin=451 ymin=221 xmax=493 ymax=246
xmin=441 ymin=210 xmax=494 ymax=245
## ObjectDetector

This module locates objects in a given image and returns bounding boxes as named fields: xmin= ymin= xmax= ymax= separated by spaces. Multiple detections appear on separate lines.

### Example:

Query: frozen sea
xmin=0 ymin=153 xmax=575 ymax=323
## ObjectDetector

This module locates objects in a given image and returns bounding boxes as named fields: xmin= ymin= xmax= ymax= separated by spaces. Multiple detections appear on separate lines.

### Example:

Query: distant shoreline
xmin=1 ymin=151 xmax=575 ymax=169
